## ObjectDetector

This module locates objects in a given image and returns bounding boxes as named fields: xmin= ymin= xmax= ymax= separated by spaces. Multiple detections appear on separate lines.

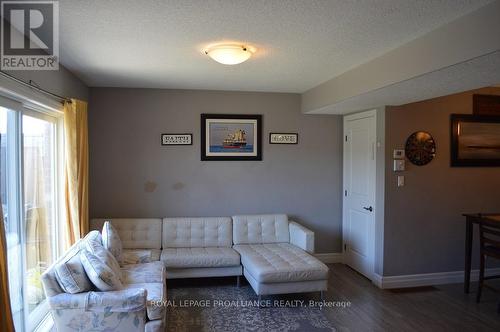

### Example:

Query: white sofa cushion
xmin=123 ymin=282 xmax=166 ymax=321
xmin=121 ymin=261 xmax=166 ymax=284
xmin=160 ymin=247 xmax=240 ymax=268
xmin=102 ymin=221 xmax=123 ymax=263
xmin=232 ymin=214 xmax=290 ymax=245
xmin=83 ymin=231 xmax=122 ymax=280
xmin=80 ymin=249 xmax=123 ymax=291
xmin=162 ymin=217 xmax=232 ymax=248
xmin=91 ymin=218 xmax=163 ymax=249
xmin=54 ymin=245 xmax=93 ymax=294
xmin=233 ymin=243 xmax=329 ymax=283
xmin=42 ymin=240 xmax=89 ymax=297
xmin=80 ymin=229 xmax=103 ymax=246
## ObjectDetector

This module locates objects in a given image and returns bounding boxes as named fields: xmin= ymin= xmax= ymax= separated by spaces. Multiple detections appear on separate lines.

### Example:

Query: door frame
xmin=342 ymin=109 xmax=377 ymax=281
xmin=0 ymin=87 xmax=65 ymax=332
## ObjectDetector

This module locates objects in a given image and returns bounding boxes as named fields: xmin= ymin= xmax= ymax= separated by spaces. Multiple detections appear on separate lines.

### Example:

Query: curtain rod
xmin=0 ymin=70 xmax=71 ymax=104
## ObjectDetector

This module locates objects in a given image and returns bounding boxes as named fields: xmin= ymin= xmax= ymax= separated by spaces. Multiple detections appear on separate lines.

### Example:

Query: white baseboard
xmin=373 ymin=268 xmax=500 ymax=289
xmin=372 ymin=273 xmax=383 ymax=288
xmin=314 ymin=252 xmax=343 ymax=264
xmin=312 ymin=254 xmax=499 ymax=290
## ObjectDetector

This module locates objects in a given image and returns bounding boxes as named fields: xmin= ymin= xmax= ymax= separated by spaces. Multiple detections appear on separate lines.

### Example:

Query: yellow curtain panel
xmin=63 ymin=99 xmax=89 ymax=248
xmin=0 ymin=201 xmax=15 ymax=332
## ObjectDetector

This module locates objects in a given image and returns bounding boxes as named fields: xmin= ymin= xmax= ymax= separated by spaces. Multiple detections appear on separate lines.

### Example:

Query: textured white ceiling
xmin=308 ymin=51 xmax=500 ymax=114
xmin=59 ymin=0 xmax=493 ymax=92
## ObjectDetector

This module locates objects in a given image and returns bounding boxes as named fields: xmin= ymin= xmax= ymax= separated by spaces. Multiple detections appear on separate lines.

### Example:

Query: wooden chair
xmin=477 ymin=217 xmax=500 ymax=303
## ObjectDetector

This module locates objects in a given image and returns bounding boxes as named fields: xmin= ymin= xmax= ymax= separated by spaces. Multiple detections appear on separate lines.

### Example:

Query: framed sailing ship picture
xmin=201 ymin=114 xmax=262 ymax=161
xmin=451 ymin=114 xmax=500 ymax=166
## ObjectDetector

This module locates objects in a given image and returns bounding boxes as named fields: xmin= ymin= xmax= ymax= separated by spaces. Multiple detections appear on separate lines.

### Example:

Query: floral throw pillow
xmin=80 ymin=249 xmax=123 ymax=291
xmin=54 ymin=246 xmax=93 ymax=294
xmin=102 ymin=221 xmax=123 ymax=264
xmin=83 ymin=233 xmax=123 ymax=280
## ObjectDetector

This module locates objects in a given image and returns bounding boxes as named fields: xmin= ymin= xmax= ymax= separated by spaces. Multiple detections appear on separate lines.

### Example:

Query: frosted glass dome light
xmin=205 ymin=44 xmax=255 ymax=65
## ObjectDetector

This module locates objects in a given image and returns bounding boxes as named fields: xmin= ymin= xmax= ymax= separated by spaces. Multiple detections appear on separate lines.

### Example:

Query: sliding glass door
xmin=1 ymin=105 xmax=23 ymax=331
xmin=1 ymin=101 xmax=62 ymax=332
xmin=22 ymin=112 xmax=59 ymax=329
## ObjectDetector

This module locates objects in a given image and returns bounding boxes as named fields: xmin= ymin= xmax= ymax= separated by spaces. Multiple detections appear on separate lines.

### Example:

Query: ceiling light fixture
xmin=204 ymin=44 xmax=255 ymax=65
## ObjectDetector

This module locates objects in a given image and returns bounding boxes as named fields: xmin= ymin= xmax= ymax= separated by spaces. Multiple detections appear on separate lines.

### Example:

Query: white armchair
xmin=41 ymin=231 xmax=166 ymax=332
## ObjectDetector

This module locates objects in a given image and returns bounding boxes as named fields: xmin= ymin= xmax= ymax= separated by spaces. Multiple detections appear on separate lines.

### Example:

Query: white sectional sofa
xmin=90 ymin=214 xmax=329 ymax=299
xmin=43 ymin=215 xmax=327 ymax=330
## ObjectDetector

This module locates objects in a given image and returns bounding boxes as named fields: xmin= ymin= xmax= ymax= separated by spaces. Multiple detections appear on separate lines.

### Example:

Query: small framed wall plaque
xmin=161 ymin=134 xmax=193 ymax=145
xmin=269 ymin=133 xmax=298 ymax=144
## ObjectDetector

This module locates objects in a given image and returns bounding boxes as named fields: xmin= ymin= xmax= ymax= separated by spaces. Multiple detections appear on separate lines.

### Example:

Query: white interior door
xmin=343 ymin=110 xmax=376 ymax=280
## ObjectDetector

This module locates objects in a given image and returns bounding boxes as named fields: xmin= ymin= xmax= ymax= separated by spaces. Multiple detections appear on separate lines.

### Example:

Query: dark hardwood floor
xmin=167 ymin=263 xmax=500 ymax=331
xmin=324 ymin=263 xmax=500 ymax=332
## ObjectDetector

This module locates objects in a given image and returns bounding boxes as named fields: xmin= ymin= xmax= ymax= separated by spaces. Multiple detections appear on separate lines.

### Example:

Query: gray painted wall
xmin=383 ymin=87 xmax=500 ymax=276
xmin=88 ymin=88 xmax=343 ymax=253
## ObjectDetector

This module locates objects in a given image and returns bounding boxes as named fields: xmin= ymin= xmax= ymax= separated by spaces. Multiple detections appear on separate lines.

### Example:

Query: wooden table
xmin=463 ymin=213 xmax=500 ymax=293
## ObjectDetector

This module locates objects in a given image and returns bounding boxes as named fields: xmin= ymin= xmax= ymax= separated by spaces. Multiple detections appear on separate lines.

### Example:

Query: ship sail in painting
xmin=223 ymin=129 xmax=247 ymax=148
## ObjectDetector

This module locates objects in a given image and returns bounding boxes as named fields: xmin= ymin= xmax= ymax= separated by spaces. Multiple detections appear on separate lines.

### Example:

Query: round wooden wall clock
xmin=405 ymin=131 xmax=436 ymax=166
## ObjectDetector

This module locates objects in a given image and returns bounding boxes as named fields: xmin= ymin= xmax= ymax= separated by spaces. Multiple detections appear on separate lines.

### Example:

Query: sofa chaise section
xmin=232 ymin=214 xmax=329 ymax=297
xmin=161 ymin=217 xmax=243 ymax=279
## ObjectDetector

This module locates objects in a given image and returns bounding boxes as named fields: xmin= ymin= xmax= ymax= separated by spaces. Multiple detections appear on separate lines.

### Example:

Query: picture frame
xmin=451 ymin=114 xmax=500 ymax=167
xmin=473 ymin=94 xmax=500 ymax=116
xmin=201 ymin=114 xmax=262 ymax=161
xmin=161 ymin=133 xmax=192 ymax=145
xmin=269 ymin=133 xmax=298 ymax=144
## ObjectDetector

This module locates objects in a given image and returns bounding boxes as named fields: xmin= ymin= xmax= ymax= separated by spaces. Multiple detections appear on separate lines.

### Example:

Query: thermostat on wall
xmin=393 ymin=149 xmax=405 ymax=159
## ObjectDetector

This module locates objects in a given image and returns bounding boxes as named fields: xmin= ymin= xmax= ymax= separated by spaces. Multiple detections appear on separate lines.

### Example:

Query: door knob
xmin=363 ymin=206 xmax=373 ymax=212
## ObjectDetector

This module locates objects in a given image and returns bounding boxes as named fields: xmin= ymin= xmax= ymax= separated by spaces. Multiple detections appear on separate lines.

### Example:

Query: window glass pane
xmin=1 ymin=106 xmax=23 ymax=331
xmin=22 ymin=115 xmax=56 ymax=317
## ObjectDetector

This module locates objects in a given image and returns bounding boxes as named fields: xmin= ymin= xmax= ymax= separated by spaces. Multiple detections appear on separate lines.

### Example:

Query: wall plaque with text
xmin=161 ymin=134 xmax=193 ymax=145
xmin=269 ymin=133 xmax=298 ymax=144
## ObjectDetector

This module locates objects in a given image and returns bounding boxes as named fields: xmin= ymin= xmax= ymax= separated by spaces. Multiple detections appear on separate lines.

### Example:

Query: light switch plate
xmin=393 ymin=159 xmax=405 ymax=172
xmin=393 ymin=149 xmax=405 ymax=159
xmin=397 ymin=175 xmax=405 ymax=187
